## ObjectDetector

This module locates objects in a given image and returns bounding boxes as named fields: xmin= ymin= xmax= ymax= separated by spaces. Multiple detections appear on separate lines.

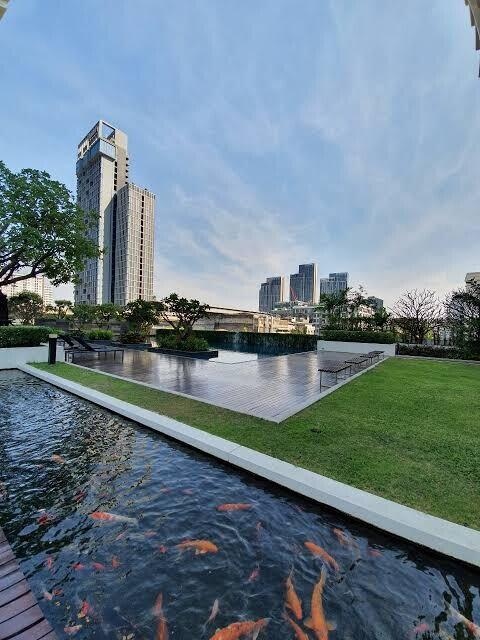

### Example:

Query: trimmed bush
xmin=156 ymin=329 xmax=318 ymax=353
xmin=156 ymin=334 xmax=210 ymax=352
xmin=397 ymin=344 xmax=480 ymax=360
xmin=319 ymin=329 xmax=396 ymax=344
xmin=87 ymin=329 xmax=113 ymax=341
xmin=118 ymin=331 xmax=148 ymax=344
xmin=0 ymin=326 xmax=54 ymax=348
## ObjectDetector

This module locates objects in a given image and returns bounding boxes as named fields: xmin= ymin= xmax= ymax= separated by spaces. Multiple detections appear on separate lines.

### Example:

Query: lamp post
xmin=48 ymin=334 xmax=58 ymax=365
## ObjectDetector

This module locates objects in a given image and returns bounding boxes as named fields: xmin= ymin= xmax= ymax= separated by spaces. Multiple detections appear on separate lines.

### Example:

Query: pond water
xmin=0 ymin=370 xmax=479 ymax=639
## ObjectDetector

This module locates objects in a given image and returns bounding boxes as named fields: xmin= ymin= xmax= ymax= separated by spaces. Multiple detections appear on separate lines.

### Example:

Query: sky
xmin=1 ymin=0 xmax=479 ymax=310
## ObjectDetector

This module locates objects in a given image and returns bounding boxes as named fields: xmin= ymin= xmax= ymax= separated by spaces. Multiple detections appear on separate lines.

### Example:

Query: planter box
xmin=317 ymin=340 xmax=396 ymax=357
xmin=0 ymin=345 xmax=49 ymax=369
xmin=112 ymin=342 xmax=152 ymax=350
xmin=148 ymin=347 xmax=219 ymax=360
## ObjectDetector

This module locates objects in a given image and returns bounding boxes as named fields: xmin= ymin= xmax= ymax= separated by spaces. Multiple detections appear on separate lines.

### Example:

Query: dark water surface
xmin=0 ymin=370 xmax=478 ymax=639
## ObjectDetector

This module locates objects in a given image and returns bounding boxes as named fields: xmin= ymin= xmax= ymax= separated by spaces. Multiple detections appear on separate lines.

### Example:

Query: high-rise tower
xmin=74 ymin=120 xmax=155 ymax=305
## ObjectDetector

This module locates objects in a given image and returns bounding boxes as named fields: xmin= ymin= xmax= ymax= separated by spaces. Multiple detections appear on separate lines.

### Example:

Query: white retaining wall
xmin=0 ymin=345 xmax=49 ymax=369
xmin=317 ymin=340 xmax=396 ymax=357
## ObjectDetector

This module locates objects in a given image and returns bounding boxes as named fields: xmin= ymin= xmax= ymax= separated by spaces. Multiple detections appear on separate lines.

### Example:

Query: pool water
xmin=0 ymin=370 xmax=479 ymax=639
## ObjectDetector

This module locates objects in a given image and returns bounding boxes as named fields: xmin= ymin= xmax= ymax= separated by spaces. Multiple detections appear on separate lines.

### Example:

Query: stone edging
xmin=19 ymin=364 xmax=480 ymax=569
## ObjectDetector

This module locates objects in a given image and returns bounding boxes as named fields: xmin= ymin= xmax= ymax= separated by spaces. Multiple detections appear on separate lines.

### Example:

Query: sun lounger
xmin=63 ymin=334 xmax=124 ymax=363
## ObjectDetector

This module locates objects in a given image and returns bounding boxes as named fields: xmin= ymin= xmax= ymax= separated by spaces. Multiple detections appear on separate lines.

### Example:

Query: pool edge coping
xmin=19 ymin=363 xmax=480 ymax=569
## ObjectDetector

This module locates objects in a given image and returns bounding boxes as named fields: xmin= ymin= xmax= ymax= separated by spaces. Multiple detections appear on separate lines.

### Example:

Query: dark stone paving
xmin=71 ymin=349 xmax=361 ymax=421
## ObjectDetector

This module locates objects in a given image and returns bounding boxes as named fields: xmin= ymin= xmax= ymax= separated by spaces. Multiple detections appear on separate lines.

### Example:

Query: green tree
xmin=72 ymin=303 xmax=97 ymax=329
xmin=446 ymin=280 xmax=480 ymax=354
xmin=95 ymin=303 xmax=122 ymax=328
xmin=317 ymin=289 xmax=349 ymax=328
xmin=158 ymin=293 xmax=210 ymax=342
xmin=54 ymin=299 xmax=73 ymax=320
xmin=372 ymin=307 xmax=391 ymax=332
xmin=122 ymin=299 xmax=162 ymax=338
xmin=8 ymin=291 xmax=43 ymax=325
xmin=0 ymin=160 xmax=100 ymax=325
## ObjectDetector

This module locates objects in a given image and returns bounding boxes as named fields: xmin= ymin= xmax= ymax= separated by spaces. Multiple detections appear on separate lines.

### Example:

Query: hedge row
xmin=397 ymin=344 xmax=480 ymax=360
xmin=155 ymin=329 xmax=318 ymax=352
xmin=319 ymin=329 xmax=396 ymax=344
xmin=0 ymin=326 xmax=54 ymax=348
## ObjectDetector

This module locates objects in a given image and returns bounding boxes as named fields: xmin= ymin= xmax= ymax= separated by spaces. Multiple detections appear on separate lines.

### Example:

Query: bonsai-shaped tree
xmin=95 ymin=303 xmax=122 ymax=329
xmin=0 ymin=160 xmax=100 ymax=325
xmin=122 ymin=299 xmax=162 ymax=340
xmin=158 ymin=293 xmax=210 ymax=342
xmin=8 ymin=291 xmax=44 ymax=325
xmin=54 ymin=299 xmax=73 ymax=320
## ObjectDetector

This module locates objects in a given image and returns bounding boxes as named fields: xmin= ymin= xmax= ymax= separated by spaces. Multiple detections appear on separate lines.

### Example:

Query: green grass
xmin=32 ymin=359 xmax=480 ymax=529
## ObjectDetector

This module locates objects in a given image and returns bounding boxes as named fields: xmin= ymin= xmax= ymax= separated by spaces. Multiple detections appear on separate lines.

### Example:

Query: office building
xmin=319 ymin=272 xmax=349 ymax=297
xmin=74 ymin=120 xmax=155 ymax=305
xmin=366 ymin=296 xmax=384 ymax=311
xmin=0 ymin=275 xmax=53 ymax=308
xmin=259 ymin=276 xmax=286 ymax=312
xmin=465 ymin=271 xmax=480 ymax=291
xmin=289 ymin=263 xmax=318 ymax=304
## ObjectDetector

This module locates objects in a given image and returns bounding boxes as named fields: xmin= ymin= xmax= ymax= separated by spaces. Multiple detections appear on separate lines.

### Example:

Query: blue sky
xmin=1 ymin=1 xmax=479 ymax=308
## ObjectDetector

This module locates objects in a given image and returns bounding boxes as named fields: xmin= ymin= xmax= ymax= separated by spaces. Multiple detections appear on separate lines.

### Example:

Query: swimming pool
xmin=0 ymin=370 xmax=479 ymax=639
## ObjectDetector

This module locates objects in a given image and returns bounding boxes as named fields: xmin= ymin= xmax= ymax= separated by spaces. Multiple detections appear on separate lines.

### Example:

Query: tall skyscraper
xmin=289 ymin=263 xmax=318 ymax=304
xmin=74 ymin=120 xmax=155 ymax=305
xmin=259 ymin=276 xmax=285 ymax=312
xmin=319 ymin=272 xmax=349 ymax=296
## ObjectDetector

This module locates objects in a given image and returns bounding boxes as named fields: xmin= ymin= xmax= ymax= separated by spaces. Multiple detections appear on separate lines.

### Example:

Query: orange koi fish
xmin=368 ymin=548 xmax=382 ymax=558
xmin=90 ymin=511 xmax=138 ymax=525
xmin=285 ymin=571 xmax=302 ymax=620
xmin=283 ymin=613 xmax=310 ymax=640
xmin=304 ymin=567 xmax=336 ymax=640
xmin=43 ymin=590 xmax=54 ymax=601
xmin=248 ymin=565 xmax=260 ymax=582
xmin=448 ymin=605 xmax=480 ymax=638
xmin=74 ymin=490 xmax=86 ymax=503
xmin=91 ymin=562 xmax=106 ymax=571
xmin=304 ymin=542 xmax=340 ymax=572
xmin=145 ymin=530 xmax=157 ymax=538
xmin=158 ymin=545 xmax=168 ymax=554
xmin=53 ymin=588 xmax=63 ymax=596
xmin=410 ymin=623 xmax=429 ymax=635
xmin=37 ymin=513 xmax=53 ymax=525
xmin=111 ymin=555 xmax=121 ymax=569
xmin=64 ymin=626 xmax=82 ymax=635
xmin=332 ymin=528 xmax=349 ymax=546
xmin=153 ymin=593 xmax=168 ymax=640
xmin=72 ymin=562 xmax=86 ymax=571
xmin=78 ymin=600 xmax=92 ymax=619
xmin=217 ymin=503 xmax=252 ymax=512
xmin=51 ymin=454 xmax=65 ymax=464
xmin=45 ymin=556 xmax=54 ymax=571
xmin=209 ymin=618 xmax=269 ymax=640
xmin=176 ymin=539 xmax=219 ymax=555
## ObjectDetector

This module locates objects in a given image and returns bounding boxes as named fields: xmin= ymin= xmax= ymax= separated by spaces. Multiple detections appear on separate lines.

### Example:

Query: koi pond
xmin=0 ymin=370 xmax=479 ymax=639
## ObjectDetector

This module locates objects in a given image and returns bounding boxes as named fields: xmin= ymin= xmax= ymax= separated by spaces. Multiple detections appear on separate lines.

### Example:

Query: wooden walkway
xmin=0 ymin=527 xmax=56 ymax=640
xmin=74 ymin=349 xmax=363 ymax=422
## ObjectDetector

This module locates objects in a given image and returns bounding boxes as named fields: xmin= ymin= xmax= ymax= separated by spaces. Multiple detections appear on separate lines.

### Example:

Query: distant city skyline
xmin=1 ymin=2 xmax=479 ymax=308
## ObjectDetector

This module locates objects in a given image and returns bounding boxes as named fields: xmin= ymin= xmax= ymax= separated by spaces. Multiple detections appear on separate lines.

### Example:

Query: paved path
xmin=0 ymin=527 xmax=56 ymax=640
xmin=72 ymin=349 xmax=361 ymax=421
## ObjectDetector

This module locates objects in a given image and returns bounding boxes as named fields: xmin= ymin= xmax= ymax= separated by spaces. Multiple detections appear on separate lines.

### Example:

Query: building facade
xmin=366 ymin=296 xmax=384 ymax=311
xmin=289 ymin=263 xmax=318 ymax=304
xmin=1 ymin=275 xmax=53 ymax=308
xmin=319 ymin=272 xmax=349 ymax=297
xmin=259 ymin=276 xmax=286 ymax=312
xmin=74 ymin=120 xmax=155 ymax=306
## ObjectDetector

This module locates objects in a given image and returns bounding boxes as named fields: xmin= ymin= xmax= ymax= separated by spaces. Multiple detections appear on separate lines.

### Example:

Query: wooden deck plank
xmin=0 ymin=527 xmax=56 ymax=639
xmin=0 ymin=580 xmax=30 ymax=607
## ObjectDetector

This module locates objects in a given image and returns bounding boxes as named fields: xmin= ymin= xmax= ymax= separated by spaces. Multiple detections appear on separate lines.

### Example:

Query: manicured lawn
xmin=32 ymin=358 xmax=480 ymax=529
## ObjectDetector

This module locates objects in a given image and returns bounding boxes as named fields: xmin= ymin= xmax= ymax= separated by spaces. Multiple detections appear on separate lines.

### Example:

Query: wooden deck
xmin=0 ymin=527 xmax=56 ymax=640
xmin=73 ymin=349 xmax=363 ymax=422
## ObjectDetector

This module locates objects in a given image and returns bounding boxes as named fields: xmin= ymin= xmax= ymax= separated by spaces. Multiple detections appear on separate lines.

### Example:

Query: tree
xmin=122 ymin=299 xmax=162 ymax=337
xmin=372 ymin=307 xmax=391 ymax=332
xmin=158 ymin=293 xmax=210 ymax=341
xmin=72 ymin=303 xmax=97 ymax=329
xmin=95 ymin=303 xmax=122 ymax=328
xmin=0 ymin=160 xmax=101 ymax=325
xmin=53 ymin=299 xmax=73 ymax=320
xmin=393 ymin=289 xmax=440 ymax=344
xmin=317 ymin=289 xmax=349 ymax=328
xmin=8 ymin=291 xmax=43 ymax=325
xmin=446 ymin=280 xmax=480 ymax=354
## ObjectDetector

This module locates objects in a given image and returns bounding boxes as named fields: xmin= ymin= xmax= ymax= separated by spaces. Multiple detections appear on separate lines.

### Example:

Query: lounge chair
xmin=63 ymin=334 xmax=124 ymax=363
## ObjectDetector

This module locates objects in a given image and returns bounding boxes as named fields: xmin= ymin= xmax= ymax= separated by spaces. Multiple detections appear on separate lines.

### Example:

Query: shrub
xmin=156 ymin=329 xmax=318 ymax=352
xmin=319 ymin=329 xmax=396 ymax=344
xmin=87 ymin=329 xmax=113 ymax=341
xmin=156 ymin=334 xmax=210 ymax=352
xmin=0 ymin=326 xmax=54 ymax=348
xmin=397 ymin=344 xmax=480 ymax=360
xmin=118 ymin=331 xmax=148 ymax=344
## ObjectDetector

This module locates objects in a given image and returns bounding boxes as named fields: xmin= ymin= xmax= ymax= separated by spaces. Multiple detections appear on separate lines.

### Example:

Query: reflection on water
xmin=0 ymin=370 xmax=478 ymax=639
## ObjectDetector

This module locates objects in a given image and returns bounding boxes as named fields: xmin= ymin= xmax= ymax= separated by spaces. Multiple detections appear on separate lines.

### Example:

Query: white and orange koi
xmin=89 ymin=511 xmax=138 ymax=526
xmin=448 ymin=605 xmax=480 ymax=638
xmin=64 ymin=626 xmax=82 ymax=635
xmin=51 ymin=454 xmax=65 ymax=464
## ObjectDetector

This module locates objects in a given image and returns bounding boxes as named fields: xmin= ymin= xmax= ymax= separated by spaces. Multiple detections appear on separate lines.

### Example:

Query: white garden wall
xmin=317 ymin=340 xmax=396 ymax=357
xmin=0 ymin=345 xmax=49 ymax=369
